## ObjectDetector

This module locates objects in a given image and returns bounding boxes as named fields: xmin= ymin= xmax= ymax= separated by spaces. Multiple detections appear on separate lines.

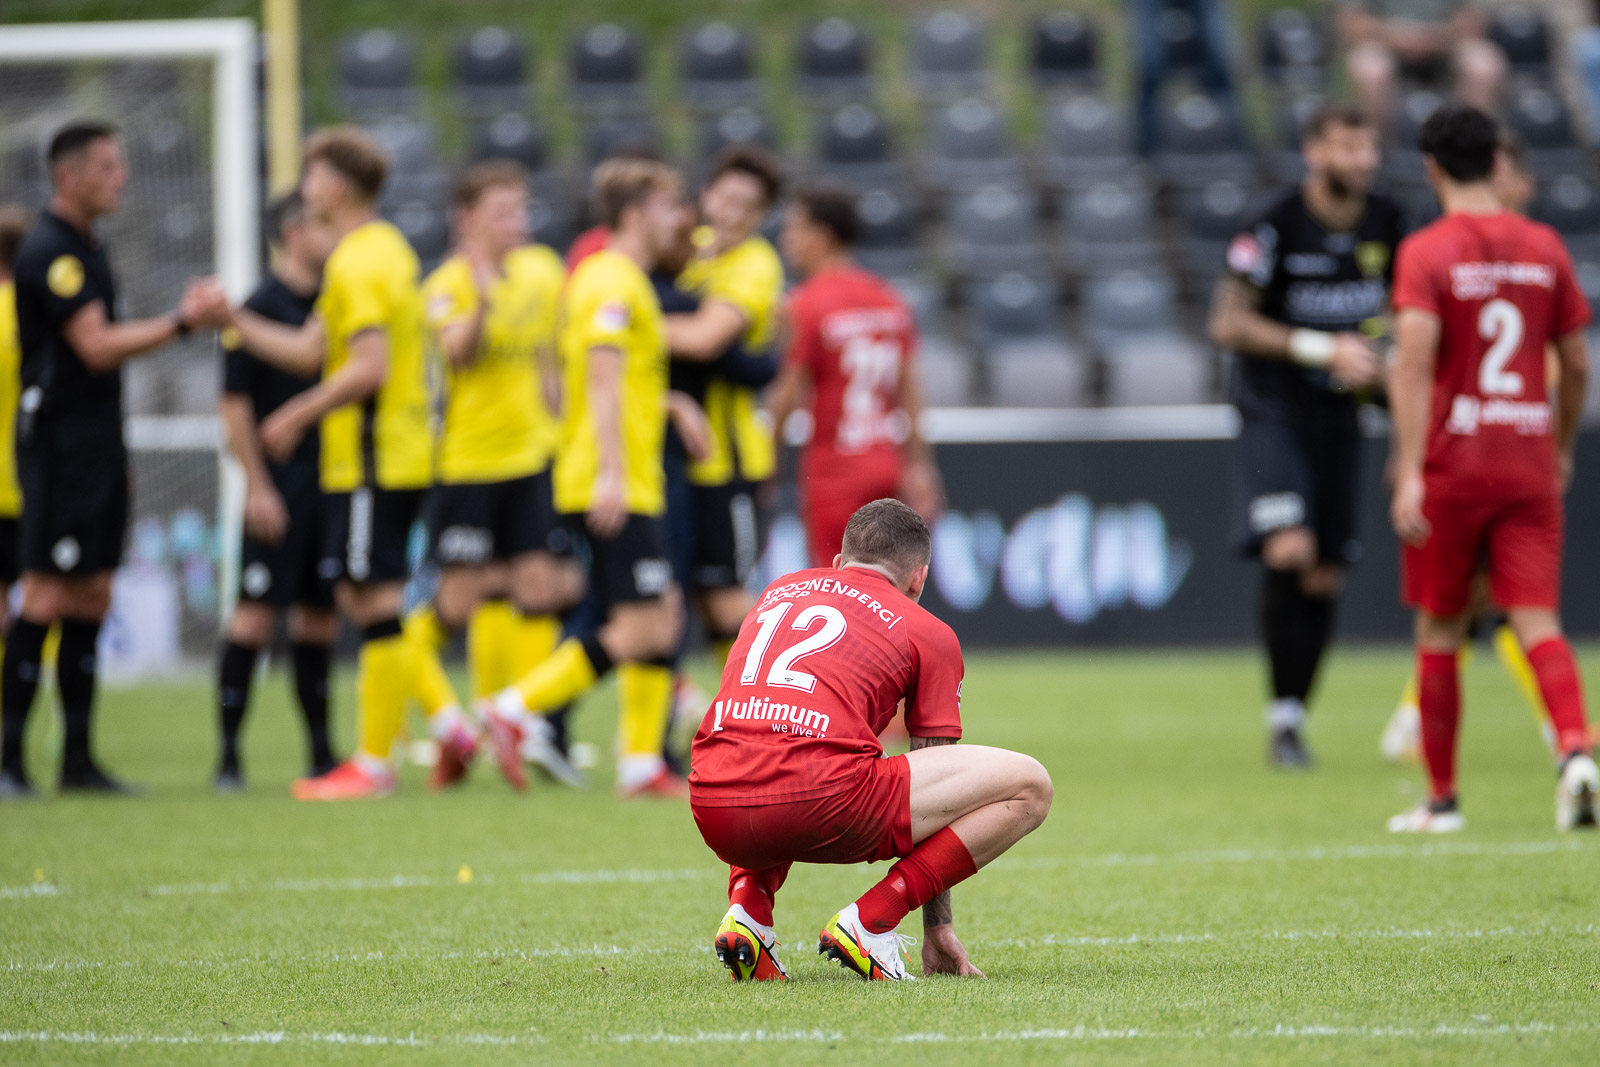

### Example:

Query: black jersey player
xmin=1207 ymin=104 xmax=1406 ymax=768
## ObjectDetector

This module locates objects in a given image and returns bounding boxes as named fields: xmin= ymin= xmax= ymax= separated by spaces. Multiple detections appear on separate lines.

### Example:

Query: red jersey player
xmin=769 ymin=185 xmax=943 ymax=568
xmin=689 ymin=499 xmax=1052 ymax=980
xmin=1388 ymin=103 xmax=1598 ymax=833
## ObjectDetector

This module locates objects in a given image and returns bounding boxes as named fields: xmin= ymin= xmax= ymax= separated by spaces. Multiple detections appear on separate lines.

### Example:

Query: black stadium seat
xmin=1489 ymin=4 xmax=1551 ymax=74
xmin=1037 ymin=92 xmax=1136 ymax=189
xmin=364 ymin=118 xmax=446 ymax=207
xmin=966 ymin=272 xmax=1088 ymax=407
xmin=814 ymin=103 xmax=907 ymax=187
xmin=797 ymin=17 xmax=874 ymax=105
xmin=1506 ymin=84 xmax=1584 ymax=171
xmin=1153 ymin=89 xmax=1252 ymax=188
xmin=1534 ymin=172 xmax=1600 ymax=257
xmin=1058 ymin=179 xmax=1162 ymax=274
xmin=337 ymin=30 xmax=420 ymax=119
xmin=1082 ymin=268 xmax=1181 ymax=344
xmin=681 ymin=21 xmax=759 ymax=112
xmin=696 ymin=107 xmax=776 ymax=161
xmin=945 ymin=183 xmax=1046 ymax=279
xmin=453 ymin=27 xmax=530 ymax=118
xmin=1177 ymin=178 xmax=1259 ymax=282
xmin=911 ymin=10 xmax=989 ymax=102
xmin=854 ymin=186 xmax=921 ymax=277
xmin=924 ymin=96 xmax=1025 ymax=192
xmin=581 ymin=114 xmax=662 ymax=168
xmin=389 ymin=199 xmax=448 ymax=264
xmin=570 ymin=23 xmax=646 ymax=114
xmin=468 ymin=113 xmax=550 ymax=172
xmin=1031 ymin=12 xmax=1099 ymax=89
xmin=1259 ymin=8 xmax=1327 ymax=88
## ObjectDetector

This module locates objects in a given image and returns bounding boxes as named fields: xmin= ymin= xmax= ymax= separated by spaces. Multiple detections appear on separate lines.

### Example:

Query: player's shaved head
xmin=840 ymin=499 xmax=932 ymax=584
xmin=1418 ymin=103 xmax=1499 ymax=184
xmin=47 ymin=120 xmax=117 ymax=170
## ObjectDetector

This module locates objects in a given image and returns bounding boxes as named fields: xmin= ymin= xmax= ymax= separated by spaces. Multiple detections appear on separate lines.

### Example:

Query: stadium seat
xmin=1152 ymin=89 xmax=1253 ymax=188
xmin=1102 ymin=333 xmax=1215 ymax=406
xmin=854 ymin=186 xmax=922 ymax=278
xmin=988 ymin=338 xmax=1093 ymax=407
xmin=1081 ymin=268 xmax=1182 ymax=348
xmin=528 ymin=187 xmax=578 ymax=251
xmin=918 ymin=336 xmax=979 ymax=407
xmin=1267 ymin=91 xmax=1325 ymax=183
xmin=389 ymin=198 xmax=449 ymax=265
xmin=967 ymin=270 xmax=1060 ymax=343
xmin=911 ymin=10 xmax=990 ymax=102
xmin=1505 ymin=83 xmax=1584 ymax=170
xmin=797 ymin=17 xmax=874 ymax=106
xmin=945 ymin=183 xmax=1046 ymax=279
xmin=1258 ymin=8 xmax=1327 ymax=89
xmin=365 ymin=118 xmax=447 ymax=207
xmin=453 ymin=27 xmax=531 ymax=118
xmin=1037 ymin=91 xmax=1137 ymax=189
xmin=1176 ymin=179 xmax=1259 ymax=283
xmin=1381 ymin=89 xmax=1442 ymax=189
xmin=681 ymin=22 xmax=759 ymax=112
xmin=1152 ymin=2 xmax=1210 ymax=74
xmin=1031 ymin=12 xmax=1099 ymax=89
xmin=1057 ymin=179 xmax=1163 ymax=275
xmin=468 ymin=112 xmax=550 ymax=172
xmin=696 ymin=107 xmax=776 ymax=159
xmin=813 ymin=103 xmax=908 ymax=188
xmin=337 ymin=29 xmax=420 ymax=119
xmin=1534 ymin=172 xmax=1600 ymax=257
xmin=1489 ymin=4 xmax=1551 ymax=75
xmin=581 ymin=114 xmax=662 ymax=169
xmin=570 ymin=23 xmax=646 ymax=115
xmin=924 ymin=97 xmax=1026 ymax=193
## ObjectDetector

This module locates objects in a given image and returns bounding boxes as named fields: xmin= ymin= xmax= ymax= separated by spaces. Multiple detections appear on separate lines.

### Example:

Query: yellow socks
xmin=509 ymin=636 xmax=602 ymax=714
xmin=355 ymin=621 xmax=410 ymax=762
xmin=402 ymin=607 xmax=462 ymax=724
xmin=467 ymin=600 xmax=517 ymax=699
xmin=512 ymin=612 xmax=562 ymax=679
xmin=617 ymin=661 xmax=673 ymax=759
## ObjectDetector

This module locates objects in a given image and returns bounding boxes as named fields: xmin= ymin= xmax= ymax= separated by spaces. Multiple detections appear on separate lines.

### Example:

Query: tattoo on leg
xmin=908 ymin=735 xmax=957 ymax=751
xmin=910 ymin=734 xmax=958 ymax=926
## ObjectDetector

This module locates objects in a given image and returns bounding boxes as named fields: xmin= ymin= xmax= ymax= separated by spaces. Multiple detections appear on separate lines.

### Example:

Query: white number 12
xmin=739 ymin=602 xmax=849 ymax=694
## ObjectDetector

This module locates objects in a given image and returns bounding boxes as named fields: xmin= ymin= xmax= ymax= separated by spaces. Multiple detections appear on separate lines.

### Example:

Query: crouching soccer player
xmin=689 ymin=499 xmax=1053 ymax=980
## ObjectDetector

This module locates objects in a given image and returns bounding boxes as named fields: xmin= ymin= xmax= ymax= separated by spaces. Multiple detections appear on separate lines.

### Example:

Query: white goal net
xmin=0 ymin=20 xmax=258 ymax=678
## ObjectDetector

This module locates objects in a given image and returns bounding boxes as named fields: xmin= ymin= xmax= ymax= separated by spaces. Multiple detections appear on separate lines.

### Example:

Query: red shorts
xmin=1402 ymin=492 xmax=1563 ymax=617
xmin=690 ymin=754 xmax=913 ymax=869
xmin=800 ymin=453 xmax=901 ymax=567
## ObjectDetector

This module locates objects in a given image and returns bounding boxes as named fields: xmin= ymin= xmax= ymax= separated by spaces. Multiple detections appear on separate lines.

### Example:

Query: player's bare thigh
xmin=905 ymin=744 xmax=1052 ymax=855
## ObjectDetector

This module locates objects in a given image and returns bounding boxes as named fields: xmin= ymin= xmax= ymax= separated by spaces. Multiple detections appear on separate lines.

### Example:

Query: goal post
xmin=0 ymin=19 xmax=261 ymax=678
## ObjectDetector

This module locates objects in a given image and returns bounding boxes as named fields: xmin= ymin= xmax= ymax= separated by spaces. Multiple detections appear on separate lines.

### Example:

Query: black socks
xmin=1261 ymin=567 xmax=1336 ymax=706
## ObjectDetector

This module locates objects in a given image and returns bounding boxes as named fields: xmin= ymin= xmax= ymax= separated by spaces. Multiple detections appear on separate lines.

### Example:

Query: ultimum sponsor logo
xmin=1449 ymin=261 xmax=1555 ymax=301
xmin=711 ymin=696 xmax=832 ymax=738
xmin=1446 ymin=395 xmax=1552 ymax=436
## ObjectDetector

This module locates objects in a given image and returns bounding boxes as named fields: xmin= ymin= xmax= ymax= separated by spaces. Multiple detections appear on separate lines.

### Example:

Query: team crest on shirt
xmin=594 ymin=302 xmax=630 ymax=332
xmin=1225 ymin=233 xmax=1262 ymax=275
xmin=1356 ymin=241 xmax=1390 ymax=278
xmin=51 ymin=537 xmax=80 ymax=572
xmin=47 ymin=255 xmax=84 ymax=299
xmin=219 ymin=326 xmax=241 ymax=349
xmin=242 ymin=562 xmax=272 ymax=598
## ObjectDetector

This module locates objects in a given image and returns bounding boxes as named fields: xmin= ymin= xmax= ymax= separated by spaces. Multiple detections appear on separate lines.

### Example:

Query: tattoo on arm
xmin=909 ymin=734 xmax=958 ymax=925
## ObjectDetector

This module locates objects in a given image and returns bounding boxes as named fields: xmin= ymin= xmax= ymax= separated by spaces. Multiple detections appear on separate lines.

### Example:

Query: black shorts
xmin=239 ymin=463 xmax=333 ymax=609
xmin=319 ymin=486 xmax=426 ymax=585
xmin=572 ymin=513 xmax=674 ymax=611
xmin=691 ymin=480 xmax=764 ymax=590
xmin=0 ymin=517 xmax=19 ymax=586
xmin=1232 ymin=403 xmax=1363 ymax=565
xmin=429 ymin=470 xmax=572 ymax=567
xmin=17 ymin=429 xmax=129 ymax=577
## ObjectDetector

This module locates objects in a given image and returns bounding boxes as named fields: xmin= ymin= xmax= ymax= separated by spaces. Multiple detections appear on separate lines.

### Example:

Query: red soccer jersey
xmin=565 ymin=225 xmax=611 ymax=270
xmin=1391 ymin=211 xmax=1591 ymax=499
xmin=689 ymin=565 xmax=964 ymax=806
xmin=786 ymin=266 xmax=918 ymax=480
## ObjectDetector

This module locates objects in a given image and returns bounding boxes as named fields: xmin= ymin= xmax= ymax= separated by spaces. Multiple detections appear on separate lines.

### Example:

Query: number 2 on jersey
xmin=1478 ymin=298 xmax=1525 ymax=396
xmin=739 ymin=602 xmax=849 ymax=693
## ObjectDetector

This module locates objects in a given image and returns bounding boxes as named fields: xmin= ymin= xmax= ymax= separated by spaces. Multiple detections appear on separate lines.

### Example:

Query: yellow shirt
xmin=676 ymin=233 xmax=782 ymax=486
xmin=423 ymin=246 xmax=564 ymax=484
xmin=316 ymin=220 xmax=432 ymax=492
xmin=0 ymin=281 xmax=19 ymax=517
xmin=554 ymin=249 xmax=667 ymax=516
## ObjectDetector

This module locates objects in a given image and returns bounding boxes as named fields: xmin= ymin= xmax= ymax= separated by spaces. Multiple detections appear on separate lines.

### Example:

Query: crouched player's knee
xmin=1018 ymin=756 xmax=1053 ymax=832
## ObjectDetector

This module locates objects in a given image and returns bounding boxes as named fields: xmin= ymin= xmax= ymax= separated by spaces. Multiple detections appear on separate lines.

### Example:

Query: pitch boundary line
xmin=0 ymin=1030 xmax=536 ymax=1048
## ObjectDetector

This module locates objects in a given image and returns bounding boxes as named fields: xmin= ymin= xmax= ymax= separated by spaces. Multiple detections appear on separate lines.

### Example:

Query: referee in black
xmin=1207 ymin=104 xmax=1404 ymax=768
xmin=0 ymin=121 xmax=230 ymax=798
xmin=215 ymin=192 xmax=338 ymax=791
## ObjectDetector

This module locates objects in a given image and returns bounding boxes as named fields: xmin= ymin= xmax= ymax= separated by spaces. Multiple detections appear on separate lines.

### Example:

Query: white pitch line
xmin=8 ymin=923 xmax=1598 ymax=977
xmin=0 ymin=1030 xmax=535 ymax=1048
xmin=996 ymin=837 xmax=1597 ymax=872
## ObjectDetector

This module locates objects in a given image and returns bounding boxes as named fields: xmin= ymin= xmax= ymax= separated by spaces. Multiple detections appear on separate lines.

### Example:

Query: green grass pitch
xmin=3 ymin=644 xmax=1598 ymax=1065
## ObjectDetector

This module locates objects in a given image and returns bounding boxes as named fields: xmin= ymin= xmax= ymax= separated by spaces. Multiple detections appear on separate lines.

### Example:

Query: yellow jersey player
xmin=0 ymin=205 xmax=28 ymax=635
xmin=667 ymin=148 xmax=786 ymax=668
xmin=227 ymin=126 xmax=444 ymax=800
xmin=412 ymin=161 xmax=581 ymax=789
xmin=481 ymin=158 xmax=689 ymax=797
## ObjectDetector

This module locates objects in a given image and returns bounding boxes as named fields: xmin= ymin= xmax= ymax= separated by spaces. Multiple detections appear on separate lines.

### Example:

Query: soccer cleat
xmin=59 ymin=761 xmax=142 ymax=796
xmin=1380 ymin=702 xmax=1421 ymax=765
xmin=480 ymin=701 xmax=530 ymax=792
xmin=429 ymin=725 xmax=479 ymax=791
xmin=818 ymin=902 xmax=916 ymax=981
xmin=619 ymin=766 xmax=690 ymax=800
xmin=1387 ymin=796 xmax=1466 ymax=834
xmin=1556 ymin=752 xmax=1599 ymax=831
xmin=213 ymin=766 xmax=246 ymax=794
xmin=714 ymin=904 xmax=789 ymax=981
xmin=291 ymin=759 xmax=394 ymax=801
xmin=517 ymin=714 xmax=586 ymax=789
xmin=1268 ymin=726 xmax=1314 ymax=769
xmin=0 ymin=768 xmax=37 ymax=801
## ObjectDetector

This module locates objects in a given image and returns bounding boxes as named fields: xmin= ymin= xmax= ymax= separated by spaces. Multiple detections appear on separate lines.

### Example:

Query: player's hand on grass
xmin=259 ymin=403 xmax=309 ymax=464
xmin=901 ymin=460 xmax=945 ymax=523
xmin=1330 ymin=333 xmax=1381 ymax=390
xmin=1391 ymin=471 xmax=1431 ymax=545
xmin=921 ymin=924 xmax=984 ymax=978
xmin=587 ymin=469 xmax=628 ymax=539
xmin=244 ymin=478 xmax=289 ymax=544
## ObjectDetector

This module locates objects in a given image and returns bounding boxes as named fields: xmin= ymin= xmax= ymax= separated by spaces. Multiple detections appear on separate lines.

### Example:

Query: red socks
xmin=1527 ymin=637 xmax=1592 ymax=757
xmin=1417 ymin=650 xmax=1461 ymax=802
xmin=728 ymin=866 xmax=787 ymax=927
xmin=855 ymin=827 xmax=979 ymax=934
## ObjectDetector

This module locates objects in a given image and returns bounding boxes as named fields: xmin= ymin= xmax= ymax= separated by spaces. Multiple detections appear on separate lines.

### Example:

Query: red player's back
xmin=1391 ymin=211 xmax=1591 ymax=499
xmin=689 ymin=565 xmax=962 ymax=806
xmin=786 ymin=267 xmax=917 ymax=478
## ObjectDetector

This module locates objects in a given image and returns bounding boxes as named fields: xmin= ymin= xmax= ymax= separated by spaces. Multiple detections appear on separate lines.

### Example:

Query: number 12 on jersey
xmin=740 ymin=602 xmax=848 ymax=694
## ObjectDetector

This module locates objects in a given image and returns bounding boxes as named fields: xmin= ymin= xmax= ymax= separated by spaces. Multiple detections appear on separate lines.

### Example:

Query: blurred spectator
xmin=1133 ymin=0 xmax=1241 ymax=154
xmin=1571 ymin=2 xmax=1600 ymax=137
xmin=1339 ymin=1 xmax=1507 ymax=123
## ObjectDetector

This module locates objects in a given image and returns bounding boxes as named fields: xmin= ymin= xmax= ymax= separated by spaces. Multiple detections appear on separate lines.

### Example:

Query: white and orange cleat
xmin=1556 ymin=752 xmax=1598 ymax=831
xmin=291 ymin=758 xmax=395 ymax=801
xmin=1386 ymin=797 xmax=1466 ymax=833
xmin=714 ymin=905 xmax=789 ymax=981
xmin=818 ymin=903 xmax=916 ymax=981
xmin=479 ymin=697 xmax=530 ymax=792
xmin=429 ymin=713 xmax=480 ymax=791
